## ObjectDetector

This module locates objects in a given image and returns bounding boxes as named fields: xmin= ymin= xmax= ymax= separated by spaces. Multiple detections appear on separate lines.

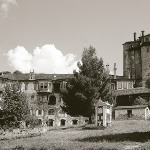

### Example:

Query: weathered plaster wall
xmin=115 ymin=108 xmax=146 ymax=120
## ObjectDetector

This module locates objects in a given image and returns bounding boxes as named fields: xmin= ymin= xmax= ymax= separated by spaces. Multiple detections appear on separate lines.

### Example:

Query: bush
xmin=25 ymin=116 xmax=41 ymax=128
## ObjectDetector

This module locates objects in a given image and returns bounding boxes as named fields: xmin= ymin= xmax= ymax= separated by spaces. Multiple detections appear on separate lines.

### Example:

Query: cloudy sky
xmin=0 ymin=0 xmax=150 ymax=75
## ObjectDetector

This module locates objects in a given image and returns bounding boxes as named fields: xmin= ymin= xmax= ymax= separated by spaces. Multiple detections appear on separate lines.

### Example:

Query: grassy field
xmin=1 ymin=120 xmax=150 ymax=150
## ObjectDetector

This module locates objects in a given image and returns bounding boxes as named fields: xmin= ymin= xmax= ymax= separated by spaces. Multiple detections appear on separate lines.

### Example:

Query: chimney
xmin=141 ymin=31 xmax=145 ymax=37
xmin=113 ymin=63 xmax=117 ymax=79
xmin=133 ymin=32 xmax=136 ymax=41
xmin=106 ymin=63 xmax=110 ymax=73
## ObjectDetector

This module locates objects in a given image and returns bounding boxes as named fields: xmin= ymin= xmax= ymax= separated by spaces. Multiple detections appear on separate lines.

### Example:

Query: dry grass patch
xmin=1 ymin=120 xmax=150 ymax=150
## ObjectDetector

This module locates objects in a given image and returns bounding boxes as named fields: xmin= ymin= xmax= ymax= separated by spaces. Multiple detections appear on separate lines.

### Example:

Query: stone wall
xmin=115 ymin=108 xmax=146 ymax=120
xmin=141 ymin=45 xmax=150 ymax=81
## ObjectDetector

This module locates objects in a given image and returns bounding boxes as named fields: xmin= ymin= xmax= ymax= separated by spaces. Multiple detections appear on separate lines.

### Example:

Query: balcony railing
xmin=37 ymin=88 xmax=52 ymax=93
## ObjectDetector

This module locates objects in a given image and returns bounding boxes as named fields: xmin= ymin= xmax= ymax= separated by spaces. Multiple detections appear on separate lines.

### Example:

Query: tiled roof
xmin=114 ymin=105 xmax=148 ymax=110
xmin=0 ymin=73 xmax=74 ymax=81
xmin=113 ymin=87 xmax=150 ymax=96
xmin=95 ymin=100 xmax=112 ymax=107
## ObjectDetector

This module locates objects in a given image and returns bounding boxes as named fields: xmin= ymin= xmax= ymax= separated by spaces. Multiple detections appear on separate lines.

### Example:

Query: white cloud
xmin=0 ymin=0 xmax=17 ymax=17
xmin=2 ymin=0 xmax=17 ymax=5
xmin=7 ymin=44 xmax=79 ymax=74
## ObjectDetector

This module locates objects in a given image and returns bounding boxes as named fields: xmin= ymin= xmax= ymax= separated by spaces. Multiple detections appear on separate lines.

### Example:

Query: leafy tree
xmin=145 ymin=77 xmax=150 ymax=88
xmin=61 ymin=76 xmax=95 ymax=117
xmin=2 ymin=83 xmax=29 ymax=125
xmin=132 ymin=96 xmax=147 ymax=105
xmin=61 ymin=46 xmax=112 ymax=122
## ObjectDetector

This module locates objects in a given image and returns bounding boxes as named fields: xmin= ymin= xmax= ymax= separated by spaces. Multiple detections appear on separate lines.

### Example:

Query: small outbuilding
xmin=114 ymin=105 xmax=150 ymax=120
xmin=95 ymin=100 xmax=112 ymax=127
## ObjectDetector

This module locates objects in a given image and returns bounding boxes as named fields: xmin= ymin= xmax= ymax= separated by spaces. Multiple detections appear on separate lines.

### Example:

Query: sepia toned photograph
xmin=0 ymin=0 xmax=150 ymax=149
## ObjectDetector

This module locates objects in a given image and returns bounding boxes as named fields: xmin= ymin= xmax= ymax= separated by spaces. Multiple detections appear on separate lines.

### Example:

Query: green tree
xmin=132 ymin=96 xmax=147 ymax=105
xmin=61 ymin=46 xmax=112 ymax=122
xmin=2 ymin=83 xmax=29 ymax=123
xmin=145 ymin=77 xmax=150 ymax=88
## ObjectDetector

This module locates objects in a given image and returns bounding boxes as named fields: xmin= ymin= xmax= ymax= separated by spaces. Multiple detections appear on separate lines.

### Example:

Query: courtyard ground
xmin=0 ymin=120 xmax=150 ymax=150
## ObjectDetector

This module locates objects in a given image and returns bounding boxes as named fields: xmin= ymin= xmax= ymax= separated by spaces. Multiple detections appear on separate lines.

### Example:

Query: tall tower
xmin=140 ymin=31 xmax=150 ymax=81
xmin=123 ymin=32 xmax=142 ymax=79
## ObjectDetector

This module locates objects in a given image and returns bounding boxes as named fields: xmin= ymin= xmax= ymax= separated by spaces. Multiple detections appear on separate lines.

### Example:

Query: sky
xmin=0 ymin=0 xmax=150 ymax=75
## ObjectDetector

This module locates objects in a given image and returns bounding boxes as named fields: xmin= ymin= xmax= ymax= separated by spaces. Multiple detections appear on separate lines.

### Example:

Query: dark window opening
xmin=48 ymin=119 xmax=54 ymax=126
xmin=127 ymin=110 xmax=132 ymax=118
xmin=44 ymin=83 xmax=48 ymax=89
xmin=38 ymin=119 xmax=42 ymax=125
xmin=111 ymin=83 xmax=115 ymax=89
xmin=31 ymin=95 xmax=34 ymax=100
xmin=25 ymin=83 xmax=28 ymax=90
xmin=60 ymin=119 xmax=66 ymax=126
xmin=53 ymin=83 xmax=60 ymax=93
xmin=40 ymin=83 xmax=44 ymax=89
xmin=48 ymin=95 xmax=56 ymax=105
xmin=72 ymin=120 xmax=78 ymax=125
xmin=48 ymin=109 xmax=54 ymax=115
xmin=38 ymin=110 xmax=42 ymax=115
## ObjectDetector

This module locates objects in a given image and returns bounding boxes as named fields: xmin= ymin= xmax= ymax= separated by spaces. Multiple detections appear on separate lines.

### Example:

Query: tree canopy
xmin=145 ymin=77 xmax=150 ymax=88
xmin=132 ymin=96 xmax=147 ymax=105
xmin=2 ymin=83 xmax=29 ymax=122
xmin=61 ymin=46 xmax=112 ymax=119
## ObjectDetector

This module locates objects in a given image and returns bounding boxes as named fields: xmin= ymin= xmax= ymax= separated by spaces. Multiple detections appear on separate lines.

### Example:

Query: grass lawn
xmin=1 ymin=120 xmax=150 ymax=150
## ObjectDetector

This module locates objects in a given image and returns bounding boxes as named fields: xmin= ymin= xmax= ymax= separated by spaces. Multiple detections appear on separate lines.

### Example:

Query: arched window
xmin=48 ymin=109 xmax=54 ymax=115
xmin=48 ymin=95 xmax=56 ymax=105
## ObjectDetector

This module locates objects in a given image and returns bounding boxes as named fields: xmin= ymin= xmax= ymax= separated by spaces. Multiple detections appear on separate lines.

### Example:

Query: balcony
xmin=37 ymin=88 xmax=52 ymax=93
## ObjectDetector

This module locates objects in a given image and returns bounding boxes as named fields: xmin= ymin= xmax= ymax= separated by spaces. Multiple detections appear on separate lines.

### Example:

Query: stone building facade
xmin=0 ymin=71 xmax=88 ymax=127
xmin=110 ymin=31 xmax=150 ymax=106
xmin=114 ymin=105 xmax=150 ymax=120
xmin=123 ymin=31 xmax=150 ymax=85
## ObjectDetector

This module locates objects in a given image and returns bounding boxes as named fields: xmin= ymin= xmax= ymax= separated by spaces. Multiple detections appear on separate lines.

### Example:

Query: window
xmin=48 ymin=119 xmax=54 ymax=126
xmin=31 ymin=95 xmax=34 ymax=101
xmin=48 ymin=82 xmax=51 ymax=90
xmin=72 ymin=120 xmax=78 ymax=125
xmin=40 ymin=83 xmax=44 ymax=89
xmin=128 ymin=82 xmax=133 ymax=89
xmin=123 ymin=82 xmax=127 ymax=89
xmin=111 ymin=83 xmax=115 ymax=89
xmin=60 ymin=82 xmax=63 ymax=90
xmin=38 ymin=119 xmax=42 ymax=125
xmin=25 ymin=83 xmax=28 ymax=90
xmin=48 ymin=109 xmax=54 ymax=115
xmin=127 ymin=110 xmax=132 ymax=118
xmin=60 ymin=119 xmax=66 ymax=126
xmin=118 ymin=82 xmax=122 ymax=89
xmin=48 ymin=95 xmax=56 ymax=105
xmin=44 ymin=83 xmax=48 ymax=89
xmin=34 ymin=83 xmax=37 ymax=90
xmin=38 ymin=110 xmax=42 ymax=115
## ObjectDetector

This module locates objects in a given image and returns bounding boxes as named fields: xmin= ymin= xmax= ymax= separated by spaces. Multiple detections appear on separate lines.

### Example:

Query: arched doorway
xmin=60 ymin=119 xmax=66 ymax=126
